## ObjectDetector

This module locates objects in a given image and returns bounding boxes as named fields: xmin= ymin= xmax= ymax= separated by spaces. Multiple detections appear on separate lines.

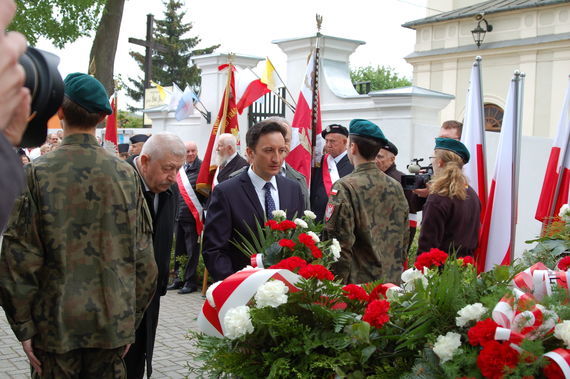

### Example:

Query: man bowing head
xmin=202 ymin=120 xmax=305 ymax=281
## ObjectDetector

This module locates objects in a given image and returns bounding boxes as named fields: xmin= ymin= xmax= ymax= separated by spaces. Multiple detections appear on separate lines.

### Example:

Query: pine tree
xmin=126 ymin=0 xmax=219 ymax=110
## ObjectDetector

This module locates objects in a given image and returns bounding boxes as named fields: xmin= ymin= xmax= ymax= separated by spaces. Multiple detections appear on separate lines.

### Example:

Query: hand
xmin=2 ymin=87 xmax=31 ymax=145
xmin=121 ymin=344 xmax=131 ymax=358
xmin=412 ymin=187 xmax=430 ymax=198
xmin=21 ymin=339 xmax=42 ymax=376
xmin=0 ymin=0 xmax=30 ymax=139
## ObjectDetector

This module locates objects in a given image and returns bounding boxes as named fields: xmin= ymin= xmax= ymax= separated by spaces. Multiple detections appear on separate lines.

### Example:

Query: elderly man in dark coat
xmin=124 ymin=132 xmax=186 ymax=379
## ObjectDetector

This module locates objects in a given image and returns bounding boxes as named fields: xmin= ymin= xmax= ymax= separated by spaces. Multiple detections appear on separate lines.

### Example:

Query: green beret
xmin=435 ymin=137 xmax=470 ymax=163
xmin=321 ymin=124 xmax=348 ymax=138
xmin=64 ymin=73 xmax=112 ymax=115
xmin=348 ymin=119 xmax=387 ymax=143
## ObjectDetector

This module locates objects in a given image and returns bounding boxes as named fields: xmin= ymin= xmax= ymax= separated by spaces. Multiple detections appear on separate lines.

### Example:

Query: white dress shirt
xmin=247 ymin=167 xmax=280 ymax=213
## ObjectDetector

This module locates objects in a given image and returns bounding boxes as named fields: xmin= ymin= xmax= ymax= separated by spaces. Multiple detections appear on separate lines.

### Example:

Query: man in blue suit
xmin=202 ymin=120 xmax=305 ymax=281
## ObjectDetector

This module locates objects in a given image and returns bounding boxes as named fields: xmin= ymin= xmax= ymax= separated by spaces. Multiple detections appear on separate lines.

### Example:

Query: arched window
xmin=484 ymin=103 xmax=503 ymax=132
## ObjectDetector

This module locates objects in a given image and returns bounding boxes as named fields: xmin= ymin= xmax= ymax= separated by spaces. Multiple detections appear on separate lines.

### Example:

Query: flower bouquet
xmin=188 ymin=206 xmax=570 ymax=378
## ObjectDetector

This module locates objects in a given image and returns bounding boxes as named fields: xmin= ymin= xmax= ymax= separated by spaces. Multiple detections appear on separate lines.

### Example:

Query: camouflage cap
xmin=435 ymin=137 xmax=470 ymax=163
xmin=348 ymin=119 xmax=387 ymax=143
xmin=63 ymin=73 xmax=112 ymax=115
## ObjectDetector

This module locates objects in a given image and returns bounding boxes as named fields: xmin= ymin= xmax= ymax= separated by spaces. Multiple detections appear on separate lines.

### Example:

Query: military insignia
xmin=325 ymin=203 xmax=335 ymax=221
xmin=331 ymin=189 xmax=338 ymax=196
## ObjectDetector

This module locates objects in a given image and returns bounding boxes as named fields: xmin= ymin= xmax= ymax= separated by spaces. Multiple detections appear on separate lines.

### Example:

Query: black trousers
xmin=174 ymin=220 xmax=200 ymax=288
xmin=124 ymin=294 xmax=160 ymax=379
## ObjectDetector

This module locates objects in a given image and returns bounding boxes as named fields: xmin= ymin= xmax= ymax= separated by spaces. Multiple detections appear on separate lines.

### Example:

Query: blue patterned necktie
xmin=263 ymin=182 xmax=276 ymax=219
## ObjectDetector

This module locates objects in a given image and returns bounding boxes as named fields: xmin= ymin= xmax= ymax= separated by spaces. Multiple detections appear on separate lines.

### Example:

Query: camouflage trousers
xmin=32 ymin=346 xmax=126 ymax=379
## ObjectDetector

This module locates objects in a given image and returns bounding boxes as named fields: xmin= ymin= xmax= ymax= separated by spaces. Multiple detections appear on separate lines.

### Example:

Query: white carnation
xmin=224 ymin=305 xmax=254 ymax=339
xmin=307 ymin=231 xmax=320 ymax=243
xmin=294 ymin=218 xmax=308 ymax=229
xmin=254 ymin=280 xmax=289 ymax=308
xmin=206 ymin=281 xmax=223 ymax=308
xmin=559 ymin=204 xmax=570 ymax=221
xmin=238 ymin=265 xmax=256 ymax=273
xmin=304 ymin=210 xmax=317 ymax=220
xmin=554 ymin=320 xmax=570 ymax=348
xmin=401 ymin=268 xmax=428 ymax=291
xmin=272 ymin=209 xmax=286 ymax=219
xmin=456 ymin=303 xmax=487 ymax=327
xmin=433 ymin=332 xmax=461 ymax=363
xmin=330 ymin=238 xmax=341 ymax=262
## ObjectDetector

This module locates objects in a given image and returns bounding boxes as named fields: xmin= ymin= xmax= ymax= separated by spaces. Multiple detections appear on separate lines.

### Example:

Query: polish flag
xmin=476 ymin=75 xmax=523 ymax=272
xmin=236 ymin=59 xmax=281 ymax=114
xmin=176 ymin=167 xmax=204 ymax=234
xmin=461 ymin=57 xmax=488 ymax=220
xmin=103 ymin=96 xmax=118 ymax=153
xmin=535 ymin=78 xmax=570 ymax=224
xmin=286 ymin=51 xmax=323 ymax=186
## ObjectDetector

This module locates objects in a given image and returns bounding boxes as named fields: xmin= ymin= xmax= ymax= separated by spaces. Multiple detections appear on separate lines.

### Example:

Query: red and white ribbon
xmin=176 ymin=167 xmax=204 ymax=234
xmin=511 ymin=262 xmax=570 ymax=301
xmin=544 ymin=348 xmax=570 ymax=378
xmin=321 ymin=154 xmax=340 ymax=196
xmin=197 ymin=268 xmax=300 ymax=337
xmin=378 ymin=283 xmax=403 ymax=299
xmin=250 ymin=254 xmax=264 ymax=269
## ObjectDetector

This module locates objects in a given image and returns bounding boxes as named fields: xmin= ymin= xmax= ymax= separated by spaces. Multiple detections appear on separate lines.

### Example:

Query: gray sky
xmin=35 ymin=0 xmax=428 ymax=109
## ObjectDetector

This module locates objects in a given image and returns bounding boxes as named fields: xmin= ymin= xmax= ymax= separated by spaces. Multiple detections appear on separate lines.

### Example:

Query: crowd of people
xmin=0 ymin=0 xmax=482 ymax=377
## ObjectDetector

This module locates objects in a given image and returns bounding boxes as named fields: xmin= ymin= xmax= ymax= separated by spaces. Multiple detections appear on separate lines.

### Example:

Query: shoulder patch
xmin=325 ymin=203 xmax=335 ymax=221
xmin=330 ymin=189 xmax=338 ymax=196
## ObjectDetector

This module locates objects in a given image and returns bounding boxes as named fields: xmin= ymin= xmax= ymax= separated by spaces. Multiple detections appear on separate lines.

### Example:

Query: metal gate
xmin=247 ymin=87 xmax=287 ymax=127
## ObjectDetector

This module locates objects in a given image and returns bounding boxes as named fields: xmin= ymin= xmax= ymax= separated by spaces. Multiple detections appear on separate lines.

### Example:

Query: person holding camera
xmin=417 ymin=138 xmax=481 ymax=257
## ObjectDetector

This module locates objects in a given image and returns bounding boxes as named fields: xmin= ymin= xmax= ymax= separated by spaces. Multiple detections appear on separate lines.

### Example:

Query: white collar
xmin=247 ymin=166 xmax=277 ymax=191
xmin=333 ymin=150 xmax=347 ymax=164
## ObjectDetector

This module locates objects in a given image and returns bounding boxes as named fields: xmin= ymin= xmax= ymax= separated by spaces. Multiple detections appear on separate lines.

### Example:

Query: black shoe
xmin=167 ymin=280 xmax=183 ymax=291
xmin=178 ymin=285 xmax=197 ymax=294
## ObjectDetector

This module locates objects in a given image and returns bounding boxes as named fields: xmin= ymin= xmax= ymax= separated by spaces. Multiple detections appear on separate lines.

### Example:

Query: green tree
xmin=350 ymin=65 xmax=412 ymax=94
xmin=10 ymin=0 xmax=106 ymax=48
xmin=126 ymin=0 xmax=219 ymax=110
xmin=118 ymin=110 xmax=143 ymax=128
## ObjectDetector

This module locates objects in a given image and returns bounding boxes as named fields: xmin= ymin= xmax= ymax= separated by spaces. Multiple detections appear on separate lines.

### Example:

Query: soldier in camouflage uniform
xmin=323 ymin=119 xmax=409 ymax=284
xmin=0 ymin=73 xmax=157 ymax=378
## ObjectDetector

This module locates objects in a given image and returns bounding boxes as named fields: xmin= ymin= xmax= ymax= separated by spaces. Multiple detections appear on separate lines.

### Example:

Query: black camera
xmin=18 ymin=47 xmax=64 ymax=147
xmin=401 ymin=158 xmax=433 ymax=191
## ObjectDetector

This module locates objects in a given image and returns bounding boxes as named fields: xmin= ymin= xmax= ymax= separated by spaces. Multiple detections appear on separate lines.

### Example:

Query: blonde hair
xmin=429 ymin=149 xmax=468 ymax=200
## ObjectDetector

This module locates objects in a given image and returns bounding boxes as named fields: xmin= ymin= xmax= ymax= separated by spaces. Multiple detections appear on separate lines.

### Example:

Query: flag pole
xmin=509 ymin=71 xmax=523 ymax=263
xmin=266 ymin=57 xmax=298 ymax=109
xmin=245 ymin=67 xmax=297 ymax=112
xmin=311 ymin=14 xmax=323 ymax=167
xmin=475 ymin=56 xmax=488 ymax=216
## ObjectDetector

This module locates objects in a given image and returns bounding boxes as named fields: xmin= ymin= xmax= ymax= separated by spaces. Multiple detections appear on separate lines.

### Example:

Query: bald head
xmin=185 ymin=141 xmax=198 ymax=164
xmin=138 ymin=132 xmax=186 ymax=193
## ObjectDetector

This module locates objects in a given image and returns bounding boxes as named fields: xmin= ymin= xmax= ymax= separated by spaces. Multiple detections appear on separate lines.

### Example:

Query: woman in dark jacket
xmin=417 ymin=138 xmax=481 ymax=257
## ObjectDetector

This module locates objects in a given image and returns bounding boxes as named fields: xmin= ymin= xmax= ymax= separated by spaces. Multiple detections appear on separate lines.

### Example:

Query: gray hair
xmin=140 ymin=132 xmax=186 ymax=160
xmin=218 ymin=133 xmax=237 ymax=150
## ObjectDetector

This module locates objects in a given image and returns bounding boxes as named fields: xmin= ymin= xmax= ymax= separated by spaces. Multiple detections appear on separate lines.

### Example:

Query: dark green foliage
xmin=10 ymin=0 xmax=105 ymax=48
xmin=126 ymin=0 xmax=219 ymax=110
xmin=350 ymin=65 xmax=412 ymax=94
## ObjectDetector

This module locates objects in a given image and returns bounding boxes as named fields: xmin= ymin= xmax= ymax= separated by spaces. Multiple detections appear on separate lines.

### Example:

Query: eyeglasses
xmin=429 ymin=156 xmax=437 ymax=162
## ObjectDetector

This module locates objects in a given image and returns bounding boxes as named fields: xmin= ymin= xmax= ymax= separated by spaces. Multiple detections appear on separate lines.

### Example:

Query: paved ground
xmin=0 ymin=291 xmax=206 ymax=378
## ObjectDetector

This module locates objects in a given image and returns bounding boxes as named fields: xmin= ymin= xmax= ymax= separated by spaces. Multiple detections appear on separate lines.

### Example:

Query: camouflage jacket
xmin=323 ymin=162 xmax=409 ymax=284
xmin=0 ymin=134 xmax=157 ymax=353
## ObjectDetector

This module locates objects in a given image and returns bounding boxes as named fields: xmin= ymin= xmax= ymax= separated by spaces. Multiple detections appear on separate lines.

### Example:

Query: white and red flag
xmin=535 ymin=78 xmax=570 ymax=224
xmin=236 ymin=58 xmax=282 ymax=114
xmin=286 ymin=51 xmax=323 ymax=186
xmin=103 ymin=95 xmax=118 ymax=152
xmin=476 ymin=74 xmax=523 ymax=272
xmin=461 ymin=57 xmax=488 ymax=220
xmin=176 ymin=167 xmax=204 ymax=234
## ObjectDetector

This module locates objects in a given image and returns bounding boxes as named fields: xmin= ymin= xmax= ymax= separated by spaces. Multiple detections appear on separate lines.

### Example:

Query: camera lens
xmin=18 ymin=47 xmax=64 ymax=148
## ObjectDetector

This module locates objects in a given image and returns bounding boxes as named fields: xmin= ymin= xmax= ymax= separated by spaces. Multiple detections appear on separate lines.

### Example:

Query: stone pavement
xmin=0 ymin=291 xmax=206 ymax=378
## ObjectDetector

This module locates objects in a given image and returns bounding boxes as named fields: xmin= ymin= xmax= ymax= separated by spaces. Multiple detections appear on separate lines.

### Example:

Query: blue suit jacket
xmin=202 ymin=170 xmax=305 ymax=281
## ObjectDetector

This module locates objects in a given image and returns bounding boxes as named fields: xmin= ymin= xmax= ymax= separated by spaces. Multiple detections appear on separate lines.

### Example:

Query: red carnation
xmin=269 ymin=256 xmax=308 ymax=271
xmin=558 ymin=256 xmax=570 ymax=271
xmin=298 ymin=264 xmax=334 ymax=281
xmin=277 ymin=220 xmax=297 ymax=231
xmin=298 ymin=233 xmax=316 ymax=246
xmin=342 ymin=284 xmax=369 ymax=302
xmin=414 ymin=248 xmax=448 ymax=270
xmin=458 ymin=256 xmax=475 ymax=267
xmin=310 ymin=245 xmax=322 ymax=259
xmin=362 ymin=299 xmax=390 ymax=328
xmin=368 ymin=284 xmax=384 ymax=302
xmin=476 ymin=340 xmax=519 ymax=379
xmin=468 ymin=318 xmax=500 ymax=346
xmin=278 ymin=239 xmax=296 ymax=250
xmin=265 ymin=220 xmax=280 ymax=230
